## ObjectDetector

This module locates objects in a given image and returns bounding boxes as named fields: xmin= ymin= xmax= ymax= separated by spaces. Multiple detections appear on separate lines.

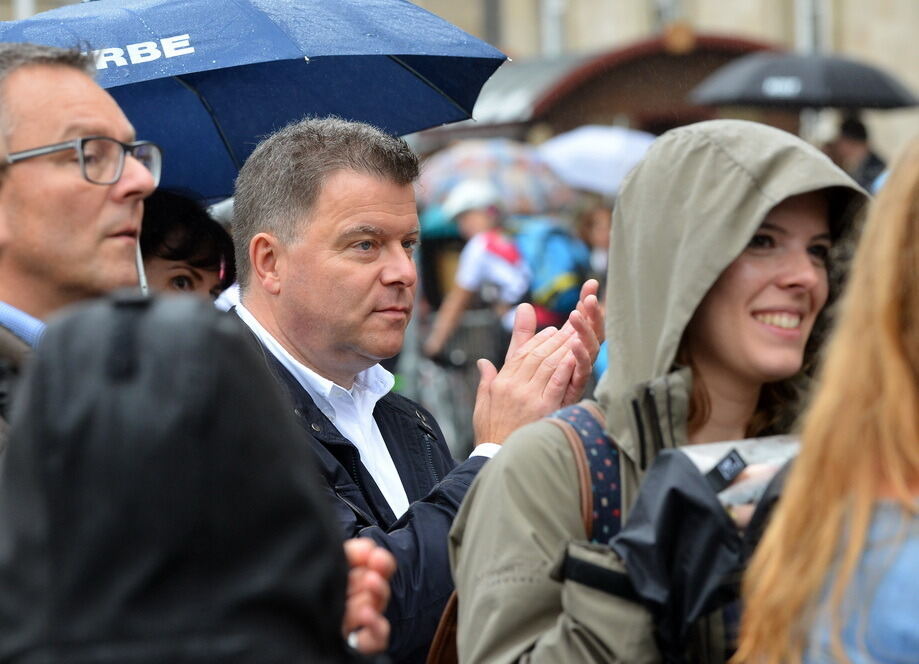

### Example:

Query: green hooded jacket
xmin=448 ymin=120 xmax=867 ymax=664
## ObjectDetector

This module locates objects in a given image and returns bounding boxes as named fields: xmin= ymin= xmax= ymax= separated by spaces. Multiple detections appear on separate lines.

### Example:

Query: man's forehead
xmin=308 ymin=170 xmax=419 ymax=225
xmin=3 ymin=64 xmax=135 ymax=143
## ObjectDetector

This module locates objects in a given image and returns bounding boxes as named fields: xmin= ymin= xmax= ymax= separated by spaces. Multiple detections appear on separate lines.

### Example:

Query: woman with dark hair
xmin=448 ymin=120 xmax=868 ymax=663
xmin=141 ymin=190 xmax=236 ymax=299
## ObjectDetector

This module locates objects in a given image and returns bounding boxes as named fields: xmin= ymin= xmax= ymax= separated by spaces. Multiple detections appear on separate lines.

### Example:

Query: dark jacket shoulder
xmin=254 ymin=338 xmax=487 ymax=663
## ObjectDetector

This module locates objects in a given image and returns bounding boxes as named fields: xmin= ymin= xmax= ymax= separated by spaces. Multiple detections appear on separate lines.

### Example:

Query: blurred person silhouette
xmin=140 ymin=190 xmax=236 ymax=300
xmin=572 ymin=192 xmax=613 ymax=285
xmin=830 ymin=115 xmax=886 ymax=191
xmin=422 ymin=179 xmax=531 ymax=360
xmin=735 ymin=136 xmax=919 ymax=663
xmin=0 ymin=43 xmax=158 ymax=445
xmin=0 ymin=294 xmax=395 ymax=662
xmin=449 ymin=120 xmax=867 ymax=664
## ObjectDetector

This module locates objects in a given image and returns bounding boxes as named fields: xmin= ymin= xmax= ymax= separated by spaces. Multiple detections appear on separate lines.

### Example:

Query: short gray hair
xmin=0 ymin=43 xmax=94 ymax=144
xmin=232 ymin=116 xmax=419 ymax=288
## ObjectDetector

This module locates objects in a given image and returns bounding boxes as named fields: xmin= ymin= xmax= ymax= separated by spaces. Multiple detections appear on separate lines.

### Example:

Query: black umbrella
xmin=609 ymin=451 xmax=743 ymax=662
xmin=690 ymin=51 xmax=918 ymax=110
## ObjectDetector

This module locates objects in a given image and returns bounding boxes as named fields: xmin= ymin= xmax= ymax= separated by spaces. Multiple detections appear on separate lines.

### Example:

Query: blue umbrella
xmin=0 ymin=0 xmax=506 ymax=201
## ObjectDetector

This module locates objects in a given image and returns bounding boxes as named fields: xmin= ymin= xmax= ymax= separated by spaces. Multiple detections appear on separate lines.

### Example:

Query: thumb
xmin=475 ymin=358 xmax=497 ymax=402
xmin=505 ymin=303 xmax=537 ymax=363
xmin=473 ymin=358 xmax=497 ymax=443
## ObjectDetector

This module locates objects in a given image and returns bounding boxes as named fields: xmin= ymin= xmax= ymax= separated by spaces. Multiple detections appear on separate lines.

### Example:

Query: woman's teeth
xmin=754 ymin=312 xmax=801 ymax=329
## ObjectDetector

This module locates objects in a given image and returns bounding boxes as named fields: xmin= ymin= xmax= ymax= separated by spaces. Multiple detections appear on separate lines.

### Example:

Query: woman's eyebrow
xmin=167 ymin=265 xmax=204 ymax=282
xmin=759 ymin=222 xmax=832 ymax=242
xmin=759 ymin=222 xmax=786 ymax=234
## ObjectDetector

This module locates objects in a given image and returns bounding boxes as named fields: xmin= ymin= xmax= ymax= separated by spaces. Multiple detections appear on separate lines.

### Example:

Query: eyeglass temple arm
xmin=5 ymin=140 xmax=78 ymax=164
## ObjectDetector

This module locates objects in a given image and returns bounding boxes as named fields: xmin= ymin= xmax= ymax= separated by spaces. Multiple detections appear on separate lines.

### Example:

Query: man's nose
xmin=381 ymin=245 xmax=417 ymax=287
xmin=113 ymin=153 xmax=157 ymax=200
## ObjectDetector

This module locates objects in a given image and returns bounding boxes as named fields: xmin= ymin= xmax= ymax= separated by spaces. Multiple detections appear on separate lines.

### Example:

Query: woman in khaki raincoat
xmin=448 ymin=120 xmax=868 ymax=663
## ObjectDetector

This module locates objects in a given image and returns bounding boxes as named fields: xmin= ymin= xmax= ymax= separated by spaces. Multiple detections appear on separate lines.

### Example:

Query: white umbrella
xmin=539 ymin=125 xmax=655 ymax=197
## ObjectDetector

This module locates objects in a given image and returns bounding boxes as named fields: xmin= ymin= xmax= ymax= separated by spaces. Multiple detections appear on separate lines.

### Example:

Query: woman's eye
xmin=170 ymin=275 xmax=194 ymax=291
xmin=747 ymin=233 xmax=775 ymax=250
xmin=809 ymin=244 xmax=831 ymax=264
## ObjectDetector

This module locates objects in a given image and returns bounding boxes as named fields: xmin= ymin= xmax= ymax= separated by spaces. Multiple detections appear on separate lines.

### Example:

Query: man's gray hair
xmin=0 ymin=43 xmax=95 ymax=143
xmin=232 ymin=116 xmax=420 ymax=288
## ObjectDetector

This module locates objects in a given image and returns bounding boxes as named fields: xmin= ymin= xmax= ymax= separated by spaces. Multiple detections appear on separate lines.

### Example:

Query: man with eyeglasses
xmin=0 ymin=43 xmax=160 ymax=442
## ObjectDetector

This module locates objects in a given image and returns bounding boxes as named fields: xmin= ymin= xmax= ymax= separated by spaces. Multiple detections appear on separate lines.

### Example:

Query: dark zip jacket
xmin=261 ymin=349 xmax=487 ymax=664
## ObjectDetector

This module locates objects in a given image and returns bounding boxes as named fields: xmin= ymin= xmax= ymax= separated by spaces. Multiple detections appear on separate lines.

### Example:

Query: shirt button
xmin=311 ymin=423 xmax=321 ymax=432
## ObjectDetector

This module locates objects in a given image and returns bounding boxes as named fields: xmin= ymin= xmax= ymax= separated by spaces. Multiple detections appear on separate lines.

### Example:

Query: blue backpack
xmin=510 ymin=216 xmax=591 ymax=322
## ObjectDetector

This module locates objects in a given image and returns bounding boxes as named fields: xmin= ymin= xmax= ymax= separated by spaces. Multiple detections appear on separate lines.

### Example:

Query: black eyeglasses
xmin=4 ymin=136 xmax=162 ymax=186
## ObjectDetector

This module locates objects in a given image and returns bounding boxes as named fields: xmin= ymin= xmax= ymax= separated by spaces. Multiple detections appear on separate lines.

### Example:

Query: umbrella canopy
xmin=538 ymin=125 xmax=655 ymax=198
xmin=417 ymin=138 xmax=576 ymax=216
xmin=0 ymin=0 xmax=506 ymax=201
xmin=690 ymin=51 xmax=918 ymax=110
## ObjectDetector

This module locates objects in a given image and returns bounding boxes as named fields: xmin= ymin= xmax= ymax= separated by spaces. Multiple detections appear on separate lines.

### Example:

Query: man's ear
xmin=249 ymin=232 xmax=284 ymax=296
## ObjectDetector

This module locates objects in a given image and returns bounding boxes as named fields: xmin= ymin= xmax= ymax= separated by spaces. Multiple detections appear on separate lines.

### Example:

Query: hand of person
xmin=342 ymin=538 xmax=397 ymax=655
xmin=500 ymin=279 xmax=603 ymax=408
xmin=472 ymin=304 xmax=583 ymax=445
xmin=557 ymin=279 xmax=604 ymax=406
xmin=723 ymin=464 xmax=780 ymax=530
xmin=725 ymin=503 xmax=756 ymax=530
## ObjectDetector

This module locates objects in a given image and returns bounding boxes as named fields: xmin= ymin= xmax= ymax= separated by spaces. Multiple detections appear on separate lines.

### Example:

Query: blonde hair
xmin=734 ymin=136 xmax=919 ymax=663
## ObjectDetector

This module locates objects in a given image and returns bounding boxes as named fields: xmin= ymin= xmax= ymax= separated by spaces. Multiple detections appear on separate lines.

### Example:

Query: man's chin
xmin=102 ymin=269 xmax=141 ymax=295
xmin=364 ymin=336 xmax=406 ymax=363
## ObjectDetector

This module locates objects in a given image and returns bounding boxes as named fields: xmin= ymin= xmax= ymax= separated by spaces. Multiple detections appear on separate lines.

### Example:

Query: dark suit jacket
xmin=0 ymin=323 xmax=31 ymax=453
xmin=259 ymin=347 xmax=487 ymax=664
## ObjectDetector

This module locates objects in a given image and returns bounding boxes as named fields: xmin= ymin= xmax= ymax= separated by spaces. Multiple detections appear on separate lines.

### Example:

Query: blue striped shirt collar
xmin=0 ymin=302 xmax=45 ymax=347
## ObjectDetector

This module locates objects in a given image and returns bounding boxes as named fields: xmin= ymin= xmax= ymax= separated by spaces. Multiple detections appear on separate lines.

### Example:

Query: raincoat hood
xmin=595 ymin=120 xmax=867 ymax=480
xmin=0 ymin=294 xmax=356 ymax=663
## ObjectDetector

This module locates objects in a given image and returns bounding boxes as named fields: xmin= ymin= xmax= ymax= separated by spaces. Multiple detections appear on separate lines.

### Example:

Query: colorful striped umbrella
xmin=417 ymin=138 xmax=576 ymax=216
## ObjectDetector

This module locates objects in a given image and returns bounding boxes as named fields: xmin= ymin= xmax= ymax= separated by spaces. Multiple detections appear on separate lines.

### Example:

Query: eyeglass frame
xmin=3 ymin=135 xmax=162 ymax=186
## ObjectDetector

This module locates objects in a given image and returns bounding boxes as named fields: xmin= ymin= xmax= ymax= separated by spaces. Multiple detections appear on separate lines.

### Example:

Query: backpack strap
xmin=426 ymin=591 xmax=459 ymax=664
xmin=547 ymin=401 xmax=622 ymax=544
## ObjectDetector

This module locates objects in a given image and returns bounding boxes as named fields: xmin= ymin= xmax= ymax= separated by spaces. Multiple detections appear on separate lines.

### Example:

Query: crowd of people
xmin=0 ymin=38 xmax=915 ymax=664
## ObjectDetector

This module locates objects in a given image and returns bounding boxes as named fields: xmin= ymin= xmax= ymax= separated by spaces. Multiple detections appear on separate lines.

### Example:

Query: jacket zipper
xmin=335 ymin=489 xmax=375 ymax=526
xmin=350 ymin=452 xmax=364 ymax=490
xmin=414 ymin=414 xmax=441 ymax=483
xmin=423 ymin=432 xmax=440 ymax=483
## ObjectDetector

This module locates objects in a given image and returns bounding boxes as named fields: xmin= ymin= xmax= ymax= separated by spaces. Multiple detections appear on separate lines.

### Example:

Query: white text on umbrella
xmin=92 ymin=34 xmax=195 ymax=70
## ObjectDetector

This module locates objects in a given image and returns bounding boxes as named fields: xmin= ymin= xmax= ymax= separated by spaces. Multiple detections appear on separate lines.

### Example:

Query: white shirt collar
xmin=235 ymin=302 xmax=408 ymax=517
xmin=234 ymin=303 xmax=394 ymax=422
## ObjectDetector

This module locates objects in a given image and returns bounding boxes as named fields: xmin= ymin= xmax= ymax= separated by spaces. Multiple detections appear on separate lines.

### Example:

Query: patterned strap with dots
xmin=549 ymin=402 xmax=622 ymax=546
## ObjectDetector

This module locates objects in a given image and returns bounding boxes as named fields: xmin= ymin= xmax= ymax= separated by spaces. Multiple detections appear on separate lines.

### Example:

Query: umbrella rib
xmin=172 ymin=75 xmax=243 ymax=171
xmin=387 ymin=55 xmax=472 ymax=120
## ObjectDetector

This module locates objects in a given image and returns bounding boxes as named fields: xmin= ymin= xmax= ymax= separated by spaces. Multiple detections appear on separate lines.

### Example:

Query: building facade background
xmin=413 ymin=0 xmax=919 ymax=164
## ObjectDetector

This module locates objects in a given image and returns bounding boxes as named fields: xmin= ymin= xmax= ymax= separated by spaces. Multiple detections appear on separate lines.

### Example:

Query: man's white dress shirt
xmin=235 ymin=304 xmax=500 ymax=519
xmin=236 ymin=304 xmax=411 ymax=517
